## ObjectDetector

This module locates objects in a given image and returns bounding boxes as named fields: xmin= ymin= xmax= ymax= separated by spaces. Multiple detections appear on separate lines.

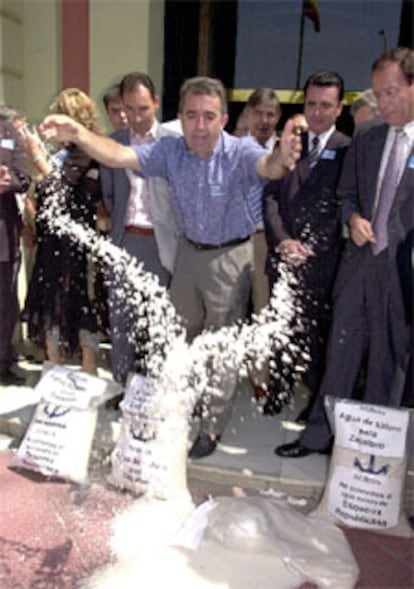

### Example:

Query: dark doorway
xmin=162 ymin=0 xmax=238 ymax=121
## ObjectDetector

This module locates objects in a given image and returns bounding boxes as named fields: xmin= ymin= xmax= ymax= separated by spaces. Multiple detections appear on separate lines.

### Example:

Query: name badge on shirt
xmin=407 ymin=155 xmax=414 ymax=169
xmin=210 ymin=183 xmax=224 ymax=198
xmin=1 ymin=138 xmax=15 ymax=150
xmin=320 ymin=149 xmax=336 ymax=160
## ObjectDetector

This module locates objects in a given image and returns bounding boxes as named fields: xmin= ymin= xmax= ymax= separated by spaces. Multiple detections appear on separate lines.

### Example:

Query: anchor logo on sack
xmin=129 ymin=423 xmax=156 ymax=442
xmin=44 ymin=404 xmax=71 ymax=419
xmin=353 ymin=454 xmax=389 ymax=476
xmin=66 ymin=372 xmax=85 ymax=391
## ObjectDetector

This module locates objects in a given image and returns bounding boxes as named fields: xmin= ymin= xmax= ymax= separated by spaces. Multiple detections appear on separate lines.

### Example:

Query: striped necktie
xmin=371 ymin=128 xmax=404 ymax=256
xmin=308 ymin=135 xmax=319 ymax=167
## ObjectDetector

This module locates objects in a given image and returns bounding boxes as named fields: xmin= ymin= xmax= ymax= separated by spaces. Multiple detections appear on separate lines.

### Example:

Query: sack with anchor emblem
xmin=108 ymin=374 xmax=189 ymax=500
xmin=312 ymin=398 xmax=413 ymax=537
xmin=10 ymin=364 xmax=109 ymax=483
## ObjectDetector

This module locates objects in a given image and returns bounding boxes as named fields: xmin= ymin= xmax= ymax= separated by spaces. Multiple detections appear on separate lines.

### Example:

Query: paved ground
xmin=0 ymin=346 xmax=413 ymax=588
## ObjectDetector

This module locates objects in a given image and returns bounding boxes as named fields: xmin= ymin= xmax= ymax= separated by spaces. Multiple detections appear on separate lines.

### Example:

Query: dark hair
xmin=119 ymin=72 xmax=157 ymax=101
xmin=247 ymin=88 xmax=282 ymax=118
xmin=179 ymin=76 xmax=228 ymax=115
xmin=102 ymin=83 xmax=122 ymax=109
xmin=303 ymin=70 xmax=345 ymax=102
xmin=372 ymin=47 xmax=414 ymax=85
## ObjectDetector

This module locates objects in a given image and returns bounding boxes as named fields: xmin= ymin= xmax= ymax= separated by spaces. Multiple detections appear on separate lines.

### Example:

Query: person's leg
xmin=45 ymin=326 xmax=62 ymax=365
xmin=0 ymin=259 xmax=24 ymax=385
xmin=364 ymin=253 xmax=411 ymax=407
xmin=170 ymin=239 xmax=205 ymax=342
xmin=276 ymin=266 xmax=369 ymax=457
xmin=122 ymin=232 xmax=170 ymax=287
xmin=198 ymin=241 xmax=253 ymax=437
xmin=250 ymin=231 xmax=270 ymax=391
xmin=0 ymin=262 xmax=16 ymax=372
xmin=79 ymin=329 xmax=99 ymax=376
xmin=202 ymin=240 xmax=253 ymax=330
xmin=109 ymin=232 xmax=170 ymax=385
xmin=251 ymin=230 xmax=269 ymax=314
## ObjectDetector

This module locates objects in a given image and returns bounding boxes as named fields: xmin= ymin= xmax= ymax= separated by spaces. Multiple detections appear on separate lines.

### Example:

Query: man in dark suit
xmin=0 ymin=109 xmax=31 ymax=385
xmin=263 ymin=71 xmax=350 ymax=421
xmin=276 ymin=47 xmax=414 ymax=458
xmin=100 ymin=72 xmax=181 ymax=388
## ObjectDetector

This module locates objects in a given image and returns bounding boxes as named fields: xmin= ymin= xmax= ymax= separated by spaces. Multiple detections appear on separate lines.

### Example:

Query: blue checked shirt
xmin=131 ymin=131 xmax=266 ymax=245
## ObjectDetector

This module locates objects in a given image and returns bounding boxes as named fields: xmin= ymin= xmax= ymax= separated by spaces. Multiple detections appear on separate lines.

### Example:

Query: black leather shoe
xmin=189 ymin=433 xmax=220 ymax=459
xmin=275 ymin=439 xmax=331 ymax=458
xmin=0 ymin=368 xmax=25 ymax=386
xmin=105 ymin=392 xmax=124 ymax=410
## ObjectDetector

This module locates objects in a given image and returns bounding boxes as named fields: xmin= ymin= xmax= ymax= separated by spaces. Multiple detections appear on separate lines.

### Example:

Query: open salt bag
xmin=167 ymin=495 xmax=360 ymax=589
xmin=313 ymin=397 xmax=413 ymax=537
xmin=109 ymin=374 xmax=189 ymax=500
xmin=10 ymin=364 xmax=110 ymax=483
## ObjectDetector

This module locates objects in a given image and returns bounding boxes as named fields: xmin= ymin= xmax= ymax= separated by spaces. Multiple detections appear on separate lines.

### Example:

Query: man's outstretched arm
xmin=40 ymin=114 xmax=140 ymax=171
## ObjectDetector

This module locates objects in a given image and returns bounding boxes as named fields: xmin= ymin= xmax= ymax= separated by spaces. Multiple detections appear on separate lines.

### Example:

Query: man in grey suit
xmin=276 ymin=47 xmax=414 ymax=458
xmin=100 ymin=72 xmax=181 ymax=387
xmin=0 ymin=109 xmax=31 ymax=385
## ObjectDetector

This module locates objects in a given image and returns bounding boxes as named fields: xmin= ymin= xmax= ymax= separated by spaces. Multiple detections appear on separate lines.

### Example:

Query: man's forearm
xmin=40 ymin=114 xmax=140 ymax=171
xmin=257 ymin=148 xmax=290 ymax=180
xmin=74 ymin=126 xmax=139 ymax=170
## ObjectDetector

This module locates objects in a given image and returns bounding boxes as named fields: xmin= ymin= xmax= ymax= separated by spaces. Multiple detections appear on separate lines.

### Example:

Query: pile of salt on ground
xmin=81 ymin=494 xmax=359 ymax=589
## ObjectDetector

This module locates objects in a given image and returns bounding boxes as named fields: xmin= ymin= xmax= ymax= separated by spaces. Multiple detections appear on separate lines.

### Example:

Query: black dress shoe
xmin=275 ymin=439 xmax=331 ymax=458
xmin=0 ymin=368 xmax=25 ymax=386
xmin=105 ymin=392 xmax=124 ymax=410
xmin=189 ymin=433 xmax=220 ymax=459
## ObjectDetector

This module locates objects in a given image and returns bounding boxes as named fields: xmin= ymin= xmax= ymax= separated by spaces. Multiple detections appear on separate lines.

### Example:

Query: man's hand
xmin=257 ymin=118 xmax=302 ymax=179
xmin=278 ymin=238 xmax=313 ymax=266
xmin=39 ymin=114 xmax=82 ymax=144
xmin=279 ymin=118 xmax=302 ymax=171
xmin=40 ymin=114 xmax=140 ymax=171
xmin=348 ymin=213 xmax=376 ymax=247
xmin=0 ymin=165 xmax=12 ymax=192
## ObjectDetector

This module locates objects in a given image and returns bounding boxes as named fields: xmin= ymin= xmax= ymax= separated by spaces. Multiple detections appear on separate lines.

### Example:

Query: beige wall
xmin=0 ymin=1 xmax=24 ymax=111
xmin=90 ymin=0 xmax=165 ymax=128
xmin=22 ymin=0 xmax=61 ymax=123
xmin=0 ymin=0 xmax=165 ymax=126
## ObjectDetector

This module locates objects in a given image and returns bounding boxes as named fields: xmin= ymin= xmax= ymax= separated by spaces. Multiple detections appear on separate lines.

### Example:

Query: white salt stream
xmin=26 ymin=141 xmax=358 ymax=589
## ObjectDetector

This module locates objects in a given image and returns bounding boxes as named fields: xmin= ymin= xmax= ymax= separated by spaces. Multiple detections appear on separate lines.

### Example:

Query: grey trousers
xmin=171 ymin=237 xmax=253 ymax=435
xmin=109 ymin=232 xmax=170 ymax=385
xmin=300 ymin=247 xmax=411 ymax=451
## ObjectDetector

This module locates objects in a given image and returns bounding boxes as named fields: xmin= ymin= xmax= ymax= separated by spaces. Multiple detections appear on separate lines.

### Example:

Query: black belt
xmin=186 ymin=236 xmax=250 ymax=251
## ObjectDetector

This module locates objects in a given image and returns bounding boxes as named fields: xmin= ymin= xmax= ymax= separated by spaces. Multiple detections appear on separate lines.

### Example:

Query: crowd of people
xmin=0 ymin=46 xmax=412 ymax=462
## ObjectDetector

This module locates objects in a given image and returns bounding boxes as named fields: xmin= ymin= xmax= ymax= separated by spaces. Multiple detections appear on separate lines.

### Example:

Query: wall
xmin=0 ymin=0 xmax=165 ymax=127
xmin=0 ymin=1 xmax=25 ymax=111
xmin=21 ymin=0 xmax=61 ymax=123
xmin=90 ymin=0 xmax=165 ymax=128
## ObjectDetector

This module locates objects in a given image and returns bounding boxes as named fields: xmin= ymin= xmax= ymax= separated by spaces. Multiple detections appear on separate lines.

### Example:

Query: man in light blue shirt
xmin=40 ymin=76 xmax=301 ymax=458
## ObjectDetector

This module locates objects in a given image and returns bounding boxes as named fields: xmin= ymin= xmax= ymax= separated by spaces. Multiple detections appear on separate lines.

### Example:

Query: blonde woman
xmin=22 ymin=88 xmax=103 ymax=375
